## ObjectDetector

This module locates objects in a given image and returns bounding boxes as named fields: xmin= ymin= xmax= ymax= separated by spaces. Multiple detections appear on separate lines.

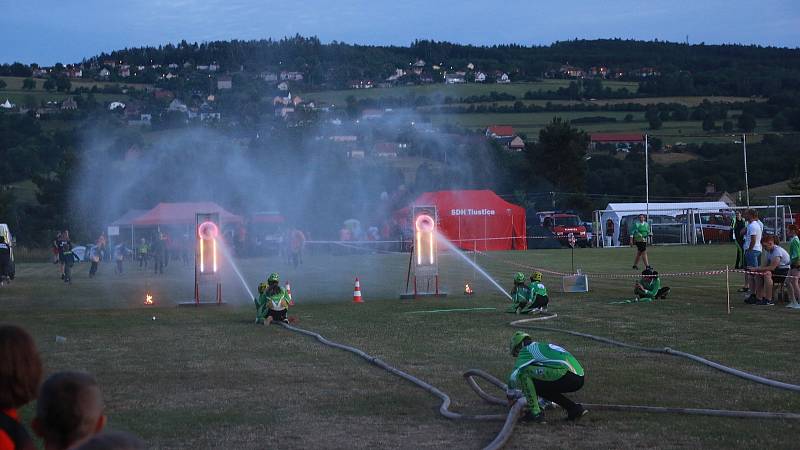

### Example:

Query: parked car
xmin=538 ymin=212 xmax=588 ymax=247
xmin=619 ymin=215 xmax=684 ymax=245
xmin=676 ymin=212 xmax=733 ymax=243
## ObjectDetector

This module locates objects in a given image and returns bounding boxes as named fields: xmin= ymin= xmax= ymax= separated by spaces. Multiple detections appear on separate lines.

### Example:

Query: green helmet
xmin=257 ymin=282 xmax=268 ymax=295
xmin=509 ymin=331 xmax=531 ymax=356
xmin=514 ymin=272 xmax=526 ymax=284
xmin=267 ymin=272 xmax=280 ymax=283
xmin=531 ymin=272 xmax=543 ymax=282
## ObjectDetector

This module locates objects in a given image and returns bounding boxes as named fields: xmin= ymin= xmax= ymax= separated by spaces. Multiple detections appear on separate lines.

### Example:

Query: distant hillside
xmin=749 ymin=179 xmax=792 ymax=203
xmin=74 ymin=37 xmax=800 ymax=96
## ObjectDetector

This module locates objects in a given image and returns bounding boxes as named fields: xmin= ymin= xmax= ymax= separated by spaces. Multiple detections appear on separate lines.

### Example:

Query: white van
xmin=0 ymin=223 xmax=15 ymax=280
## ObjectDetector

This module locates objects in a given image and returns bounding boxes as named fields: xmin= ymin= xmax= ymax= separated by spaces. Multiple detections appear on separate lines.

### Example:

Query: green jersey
xmin=508 ymin=342 xmax=584 ymax=387
xmin=630 ymin=221 xmax=650 ymax=242
xmin=790 ymin=236 xmax=800 ymax=265
xmin=638 ymin=276 xmax=661 ymax=298
xmin=529 ymin=281 xmax=548 ymax=297
xmin=511 ymin=284 xmax=531 ymax=304
xmin=255 ymin=287 xmax=290 ymax=320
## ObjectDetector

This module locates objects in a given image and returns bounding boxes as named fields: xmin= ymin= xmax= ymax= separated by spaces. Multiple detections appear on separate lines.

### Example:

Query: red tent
xmin=408 ymin=190 xmax=526 ymax=251
xmin=130 ymin=202 xmax=243 ymax=226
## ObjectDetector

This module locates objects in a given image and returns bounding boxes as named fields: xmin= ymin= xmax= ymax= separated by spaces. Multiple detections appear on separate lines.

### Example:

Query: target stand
xmin=401 ymin=206 xmax=448 ymax=299
xmin=179 ymin=212 xmax=226 ymax=306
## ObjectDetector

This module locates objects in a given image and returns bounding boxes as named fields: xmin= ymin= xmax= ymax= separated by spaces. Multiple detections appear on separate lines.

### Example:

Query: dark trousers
xmin=531 ymin=294 xmax=549 ymax=309
xmin=153 ymin=256 xmax=164 ymax=274
xmin=533 ymin=372 xmax=584 ymax=412
xmin=735 ymin=242 xmax=745 ymax=269
xmin=89 ymin=261 xmax=99 ymax=277
xmin=64 ymin=259 xmax=73 ymax=282
xmin=115 ymin=260 xmax=123 ymax=274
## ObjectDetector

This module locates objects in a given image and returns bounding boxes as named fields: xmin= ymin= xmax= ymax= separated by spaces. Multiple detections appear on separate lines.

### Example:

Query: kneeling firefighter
xmin=254 ymin=272 xmax=291 ymax=324
xmin=507 ymin=331 xmax=587 ymax=423
xmin=508 ymin=272 xmax=533 ymax=314
xmin=528 ymin=272 xmax=549 ymax=312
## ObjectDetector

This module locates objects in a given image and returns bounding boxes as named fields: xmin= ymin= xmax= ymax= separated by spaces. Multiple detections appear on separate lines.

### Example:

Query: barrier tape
xmin=475 ymin=250 xmax=799 ymax=280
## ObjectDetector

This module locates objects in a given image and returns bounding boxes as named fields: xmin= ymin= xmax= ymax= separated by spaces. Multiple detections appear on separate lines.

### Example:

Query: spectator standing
xmin=96 ymin=234 xmax=107 ymax=261
xmin=151 ymin=235 xmax=165 ymax=275
xmin=0 ymin=325 xmax=43 ymax=450
xmin=743 ymin=209 xmax=763 ymax=303
xmin=604 ymin=219 xmax=615 ymax=247
xmin=58 ymin=231 xmax=75 ymax=284
xmin=32 ymin=372 xmax=106 ymax=450
xmin=786 ymin=225 xmax=800 ymax=309
xmin=629 ymin=214 xmax=651 ymax=269
xmin=0 ymin=237 xmax=11 ymax=286
xmin=137 ymin=238 xmax=149 ymax=269
xmin=289 ymin=229 xmax=306 ymax=268
xmin=51 ymin=232 xmax=62 ymax=276
xmin=750 ymin=235 xmax=790 ymax=306
xmin=112 ymin=243 xmax=126 ymax=275
xmin=732 ymin=211 xmax=748 ymax=292
xmin=87 ymin=246 xmax=101 ymax=279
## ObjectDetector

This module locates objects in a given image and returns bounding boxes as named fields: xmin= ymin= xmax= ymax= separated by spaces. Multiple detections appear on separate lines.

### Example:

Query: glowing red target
xmin=415 ymin=214 xmax=436 ymax=266
xmin=197 ymin=221 xmax=219 ymax=273
xmin=198 ymin=221 xmax=219 ymax=240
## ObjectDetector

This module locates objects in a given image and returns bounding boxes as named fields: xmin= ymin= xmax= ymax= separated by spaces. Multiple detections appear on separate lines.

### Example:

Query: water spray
xmin=436 ymin=231 xmax=512 ymax=300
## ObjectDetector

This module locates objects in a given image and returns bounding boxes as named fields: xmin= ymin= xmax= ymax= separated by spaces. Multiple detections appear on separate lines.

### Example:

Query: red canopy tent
xmin=131 ymin=202 xmax=243 ymax=226
xmin=407 ymin=190 xmax=526 ymax=251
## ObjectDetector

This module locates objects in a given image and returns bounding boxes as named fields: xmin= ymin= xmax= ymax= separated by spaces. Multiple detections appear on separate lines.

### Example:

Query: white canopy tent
xmin=597 ymin=201 xmax=730 ymax=247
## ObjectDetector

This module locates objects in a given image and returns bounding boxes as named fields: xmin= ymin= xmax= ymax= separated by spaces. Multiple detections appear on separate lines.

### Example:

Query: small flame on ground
xmin=145 ymin=294 xmax=154 ymax=305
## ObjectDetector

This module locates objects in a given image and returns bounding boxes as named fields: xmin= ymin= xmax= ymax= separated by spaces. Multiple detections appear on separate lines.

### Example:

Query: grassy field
xmin=417 ymin=95 xmax=762 ymax=111
xmin=0 ymin=76 xmax=148 ymax=105
xmin=2 ymin=244 xmax=799 ymax=449
xmin=303 ymin=80 xmax=640 ymax=105
xmin=428 ymin=112 xmax=774 ymax=145
xmin=0 ymin=76 xmax=152 ymax=92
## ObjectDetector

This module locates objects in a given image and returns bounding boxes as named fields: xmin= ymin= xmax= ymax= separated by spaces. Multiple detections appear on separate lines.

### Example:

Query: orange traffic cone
xmin=286 ymin=282 xmax=294 ymax=306
xmin=353 ymin=277 xmax=363 ymax=303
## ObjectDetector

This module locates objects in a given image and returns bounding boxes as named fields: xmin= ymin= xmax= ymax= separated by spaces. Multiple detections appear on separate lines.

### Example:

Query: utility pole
xmin=645 ymin=133 xmax=650 ymax=220
xmin=743 ymin=133 xmax=750 ymax=206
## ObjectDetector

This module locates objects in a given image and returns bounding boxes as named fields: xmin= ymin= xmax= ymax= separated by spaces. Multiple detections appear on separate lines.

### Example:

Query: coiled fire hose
xmin=279 ymin=313 xmax=800 ymax=450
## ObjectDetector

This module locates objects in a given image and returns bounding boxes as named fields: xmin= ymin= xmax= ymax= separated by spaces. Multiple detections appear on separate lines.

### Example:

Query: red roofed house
xmin=589 ymin=133 xmax=644 ymax=150
xmin=485 ymin=125 xmax=515 ymax=139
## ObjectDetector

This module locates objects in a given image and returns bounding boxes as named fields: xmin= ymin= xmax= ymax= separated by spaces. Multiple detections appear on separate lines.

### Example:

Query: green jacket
xmin=254 ymin=287 xmax=290 ymax=319
xmin=630 ymin=221 xmax=650 ymax=242
xmin=529 ymin=281 xmax=548 ymax=297
xmin=511 ymin=284 xmax=531 ymax=306
xmin=790 ymin=236 xmax=800 ymax=265
xmin=508 ymin=342 xmax=584 ymax=387
xmin=638 ymin=276 xmax=661 ymax=298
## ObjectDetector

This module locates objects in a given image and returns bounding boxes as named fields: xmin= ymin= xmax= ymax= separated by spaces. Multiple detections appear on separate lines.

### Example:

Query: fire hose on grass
xmin=512 ymin=323 xmax=800 ymax=393
xmin=280 ymin=316 xmax=800 ymax=450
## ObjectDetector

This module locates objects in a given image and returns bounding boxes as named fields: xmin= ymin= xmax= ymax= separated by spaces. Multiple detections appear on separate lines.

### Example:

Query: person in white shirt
xmin=743 ymin=209 xmax=763 ymax=303
xmin=751 ymin=235 xmax=790 ymax=306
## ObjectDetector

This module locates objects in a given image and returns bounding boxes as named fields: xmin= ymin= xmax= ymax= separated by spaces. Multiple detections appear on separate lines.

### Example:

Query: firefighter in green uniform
xmin=528 ymin=272 xmax=549 ymax=312
xmin=630 ymin=214 xmax=651 ymax=269
xmin=507 ymin=331 xmax=587 ymax=423
xmin=634 ymin=267 xmax=670 ymax=301
xmin=254 ymin=273 xmax=291 ymax=324
xmin=508 ymin=272 xmax=533 ymax=314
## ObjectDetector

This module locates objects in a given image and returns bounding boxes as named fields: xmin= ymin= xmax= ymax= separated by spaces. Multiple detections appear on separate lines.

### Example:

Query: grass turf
xmin=2 ymin=244 xmax=799 ymax=449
